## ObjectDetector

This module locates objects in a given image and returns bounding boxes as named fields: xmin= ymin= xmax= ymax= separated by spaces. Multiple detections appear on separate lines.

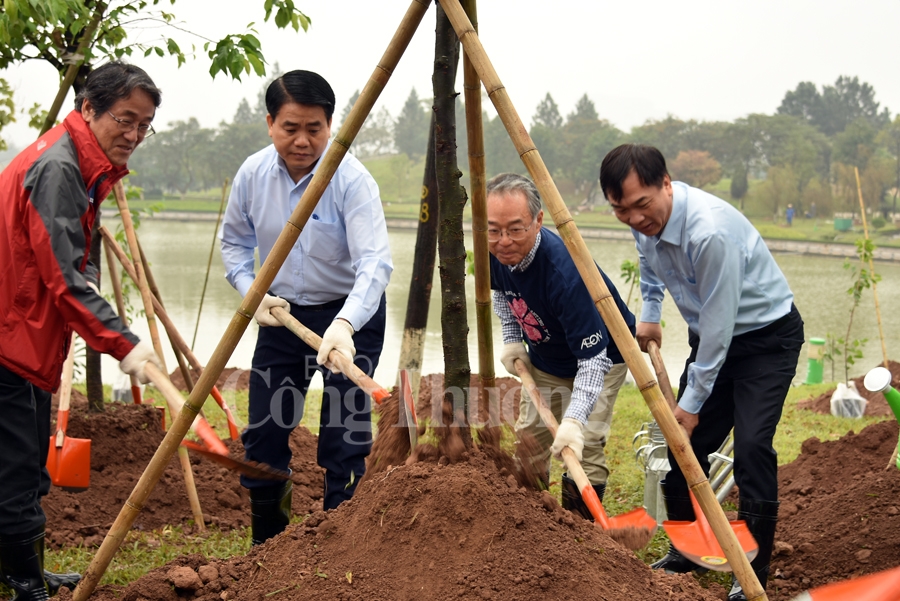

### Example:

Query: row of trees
xmin=127 ymin=74 xmax=899 ymax=221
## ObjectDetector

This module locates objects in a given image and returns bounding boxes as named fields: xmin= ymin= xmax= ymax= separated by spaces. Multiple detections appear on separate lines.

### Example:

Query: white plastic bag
xmin=830 ymin=381 xmax=867 ymax=418
xmin=112 ymin=370 xmax=143 ymax=403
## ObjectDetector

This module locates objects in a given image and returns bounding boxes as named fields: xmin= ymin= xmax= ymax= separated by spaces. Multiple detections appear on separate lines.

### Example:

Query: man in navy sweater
xmin=487 ymin=173 xmax=635 ymax=517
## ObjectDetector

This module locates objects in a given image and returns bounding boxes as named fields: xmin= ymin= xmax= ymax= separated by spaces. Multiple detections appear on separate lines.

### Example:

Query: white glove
xmin=499 ymin=342 xmax=531 ymax=376
xmin=550 ymin=418 xmax=585 ymax=462
xmin=255 ymin=294 xmax=289 ymax=327
xmin=317 ymin=319 xmax=355 ymax=374
xmin=119 ymin=340 xmax=163 ymax=385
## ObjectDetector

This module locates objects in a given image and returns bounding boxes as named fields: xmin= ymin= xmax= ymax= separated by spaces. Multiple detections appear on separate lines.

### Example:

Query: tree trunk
xmin=396 ymin=115 xmax=439 ymax=399
xmin=433 ymin=0 xmax=471 ymax=448
xmin=86 ymin=217 xmax=104 ymax=412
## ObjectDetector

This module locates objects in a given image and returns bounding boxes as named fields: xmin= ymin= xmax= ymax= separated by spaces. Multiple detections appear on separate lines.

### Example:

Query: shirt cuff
xmin=677 ymin=388 xmax=705 ymax=414
xmin=235 ymin=275 xmax=254 ymax=300
xmin=640 ymin=300 xmax=663 ymax=323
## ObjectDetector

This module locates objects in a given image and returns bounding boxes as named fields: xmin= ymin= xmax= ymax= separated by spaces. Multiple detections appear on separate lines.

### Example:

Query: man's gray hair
xmin=486 ymin=173 xmax=543 ymax=219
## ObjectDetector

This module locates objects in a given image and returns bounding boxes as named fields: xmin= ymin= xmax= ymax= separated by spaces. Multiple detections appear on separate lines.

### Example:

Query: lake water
xmin=98 ymin=218 xmax=900 ymax=392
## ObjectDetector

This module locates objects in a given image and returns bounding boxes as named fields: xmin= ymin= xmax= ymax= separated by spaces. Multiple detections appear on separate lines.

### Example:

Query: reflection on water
xmin=99 ymin=218 xmax=900 ymax=391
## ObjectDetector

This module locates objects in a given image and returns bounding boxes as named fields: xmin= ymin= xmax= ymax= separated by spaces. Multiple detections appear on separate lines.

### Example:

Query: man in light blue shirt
xmin=600 ymin=144 xmax=804 ymax=601
xmin=220 ymin=70 xmax=392 ymax=545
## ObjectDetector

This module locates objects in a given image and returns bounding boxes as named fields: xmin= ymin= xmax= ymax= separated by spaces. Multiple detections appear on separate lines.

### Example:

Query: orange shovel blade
xmin=181 ymin=440 xmax=290 ymax=481
xmin=793 ymin=566 xmax=900 ymax=601
xmin=663 ymin=491 xmax=758 ymax=572
xmin=608 ymin=506 xmax=659 ymax=535
xmin=47 ymin=435 xmax=91 ymax=491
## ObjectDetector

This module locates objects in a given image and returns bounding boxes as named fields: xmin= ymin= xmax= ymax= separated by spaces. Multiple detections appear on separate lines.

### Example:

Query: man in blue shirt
xmin=600 ymin=144 xmax=804 ymax=601
xmin=487 ymin=173 xmax=635 ymax=519
xmin=220 ymin=70 xmax=392 ymax=545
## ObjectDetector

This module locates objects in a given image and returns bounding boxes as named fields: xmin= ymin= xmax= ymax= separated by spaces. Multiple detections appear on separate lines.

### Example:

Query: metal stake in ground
xmin=73 ymin=4 xmax=432 ymax=597
xmin=437 ymin=2 xmax=767 ymax=599
xmin=111 ymin=181 xmax=205 ymax=531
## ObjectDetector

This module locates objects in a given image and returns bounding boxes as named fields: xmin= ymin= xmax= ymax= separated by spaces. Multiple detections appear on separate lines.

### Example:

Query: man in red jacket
xmin=0 ymin=61 xmax=162 ymax=601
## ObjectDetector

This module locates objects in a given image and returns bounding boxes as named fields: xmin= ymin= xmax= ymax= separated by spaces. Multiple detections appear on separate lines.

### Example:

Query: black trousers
xmin=665 ymin=305 xmax=804 ymax=503
xmin=241 ymin=295 xmax=386 ymax=511
xmin=0 ymin=365 xmax=52 ymax=534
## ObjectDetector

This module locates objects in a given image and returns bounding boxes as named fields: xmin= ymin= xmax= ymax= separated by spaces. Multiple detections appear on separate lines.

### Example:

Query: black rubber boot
xmin=44 ymin=569 xmax=81 ymax=595
xmin=650 ymin=480 xmax=707 ymax=574
xmin=249 ymin=480 xmax=293 ymax=546
xmin=560 ymin=473 xmax=605 ymax=521
xmin=728 ymin=498 xmax=779 ymax=601
xmin=0 ymin=527 xmax=50 ymax=601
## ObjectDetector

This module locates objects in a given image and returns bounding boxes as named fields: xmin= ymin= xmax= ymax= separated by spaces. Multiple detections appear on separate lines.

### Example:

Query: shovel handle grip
xmin=514 ymin=359 xmax=612 ymax=529
xmin=647 ymin=341 xmax=677 ymax=411
xmin=270 ymin=307 xmax=391 ymax=404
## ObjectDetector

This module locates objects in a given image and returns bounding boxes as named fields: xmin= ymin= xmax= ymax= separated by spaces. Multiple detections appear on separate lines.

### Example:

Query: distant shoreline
xmin=102 ymin=209 xmax=900 ymax=263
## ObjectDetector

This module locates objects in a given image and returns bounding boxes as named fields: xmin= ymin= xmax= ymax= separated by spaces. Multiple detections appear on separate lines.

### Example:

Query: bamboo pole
xmin=73 ymin=3 xmax=432 ymax=597
xmin=461 ymin=0 xmax=496 ymax=427
xmin=138 ymin=240 xmax=196 ymax=395
xmin=193 ymin=179 xmax=229 ymax=351
xmin=103 ymin=237 xmax=142 ymax=404
xmin=111 ymin=182 xmax=205 ymax=531
xmin=100 ymin=227 xmax=239 ymax=442
xmin=854 ymin=167 xmax=889 ymax=368
xmin=437 ymin=1 xmax=766 ymax=599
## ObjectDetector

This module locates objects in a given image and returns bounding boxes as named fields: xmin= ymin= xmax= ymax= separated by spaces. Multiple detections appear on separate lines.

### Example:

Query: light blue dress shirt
xmin=634 ymin=182 xmax=793 ymax=414
xmin=220 ymin=141 xmax=392 ymax=330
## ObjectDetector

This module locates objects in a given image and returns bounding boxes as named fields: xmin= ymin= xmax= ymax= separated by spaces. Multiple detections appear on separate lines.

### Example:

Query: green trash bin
xmin=805 ymin=337 xmax=825 ymax=384
xmin=834 ymin=218 xmax=852 ymax=231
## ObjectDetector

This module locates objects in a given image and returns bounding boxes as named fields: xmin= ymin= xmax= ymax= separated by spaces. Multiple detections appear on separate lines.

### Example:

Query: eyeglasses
xmin=107 ymin=112 xmax=155 ymax=137
xmin=487 ymin=219 xmax=536 ymax=242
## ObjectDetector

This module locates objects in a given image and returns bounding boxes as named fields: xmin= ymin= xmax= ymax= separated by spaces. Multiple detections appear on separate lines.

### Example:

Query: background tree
xmin=530 ymin=92 xmax=563 ymax=177
xmin=877 ymin=115 xmax=900 ymax=212
xmin=669 ymin=150 xmax=722 ymax=188
xmin=778 ymin=75 xmax=890 ymax=137
xmin=0 ymin=0 xmax=310 ymax=145
xmin=532 ymin=92 xmax=563 ymax=130
xmin=394 ymin=87 xmax=430 ymax=162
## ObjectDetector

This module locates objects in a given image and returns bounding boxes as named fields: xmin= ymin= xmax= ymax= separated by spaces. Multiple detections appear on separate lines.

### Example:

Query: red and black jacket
xmin=0 ymin=109 xmax=139 ymax=392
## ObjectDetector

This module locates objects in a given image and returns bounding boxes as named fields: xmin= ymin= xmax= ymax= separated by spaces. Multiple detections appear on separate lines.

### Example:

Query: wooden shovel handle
xmin=647 ymin=340 xmax=677 ymax=411
xmin=55 ymin=337 xmax=77 ymax=446
xmin=270 ymin=306 xmax=391 ymax=404
xmin=513 ymin=358 xmax=612 ymax=529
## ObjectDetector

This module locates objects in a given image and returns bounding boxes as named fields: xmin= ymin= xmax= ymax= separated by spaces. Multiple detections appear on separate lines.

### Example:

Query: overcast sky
xmin=3 ymin=0 xmax=899 ymax=149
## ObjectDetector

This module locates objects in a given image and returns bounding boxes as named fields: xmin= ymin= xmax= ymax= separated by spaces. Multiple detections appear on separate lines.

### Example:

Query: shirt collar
xmin=508 ymin=229 xmax=542 ymax=273
xmin=658 ymin=182 xmax=687 ymax=246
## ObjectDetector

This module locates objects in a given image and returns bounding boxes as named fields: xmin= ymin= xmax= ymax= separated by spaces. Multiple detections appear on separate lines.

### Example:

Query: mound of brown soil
xmin=85 ymin=451 xmax=723 ymax=601
xmin=43 ymin=391 xmax=323 ymax=549
xmin=168 ymin=367 xmax=251 ymax=393
xmin=797 ymin=360 xmax=900 ymax=417
xmin=769 ymin=419 xmax=900 ymax=598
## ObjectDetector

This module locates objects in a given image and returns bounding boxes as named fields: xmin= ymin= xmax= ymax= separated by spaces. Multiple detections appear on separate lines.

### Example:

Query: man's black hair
xmin=599 ymin=144 xmax=670 ymax=202
xmin=74 ymin=61 xmax=161 ymax=114
xmin=266 ymin=70 xmax=335 ymax=121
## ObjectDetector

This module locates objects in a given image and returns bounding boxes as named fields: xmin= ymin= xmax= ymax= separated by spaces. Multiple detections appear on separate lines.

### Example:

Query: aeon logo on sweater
xmin=581 ymin=331 xmax=603 ymax=349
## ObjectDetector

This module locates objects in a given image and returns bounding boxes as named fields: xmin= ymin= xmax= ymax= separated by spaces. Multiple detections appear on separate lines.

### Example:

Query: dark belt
xmin=289 ymin=296 xmax=348 ymax=311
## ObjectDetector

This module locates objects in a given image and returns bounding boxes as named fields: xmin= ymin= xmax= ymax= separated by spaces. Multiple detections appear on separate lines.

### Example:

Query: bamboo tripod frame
xmin=853 ymin=166 xmax=889 ymax=368
xmin=461 ymin=0 xmax=497 ymax=424
xmin=112 ymin=182 xmax=206 ymax=531
xmin=438 ymin=1 xmax=765 ymax=599
xmin=73 ymin=2 xmax=431 ymax=597
xmin=74 ymin=2 xmax=762 ymax=599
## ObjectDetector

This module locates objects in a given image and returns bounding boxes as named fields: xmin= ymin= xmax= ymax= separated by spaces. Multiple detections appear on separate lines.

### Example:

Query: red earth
xmin=38 ymin=375 xmax=900 ymax=600
xmin=797 ymin=360 xmax=900 ymax=417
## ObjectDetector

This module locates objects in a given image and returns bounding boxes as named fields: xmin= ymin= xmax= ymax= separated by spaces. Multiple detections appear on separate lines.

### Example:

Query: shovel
xmin=513 ymin=358 xmax=657 ymax=550
xmin=791 ymin=565 xmax=900 ymax=601
xmin=646 ymin=341 xmax=758 ymax=571
xmin=398 ymin=369 xmax=418 ymax=450
xmin=47 ymin=336 xmax=90 ymax=491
